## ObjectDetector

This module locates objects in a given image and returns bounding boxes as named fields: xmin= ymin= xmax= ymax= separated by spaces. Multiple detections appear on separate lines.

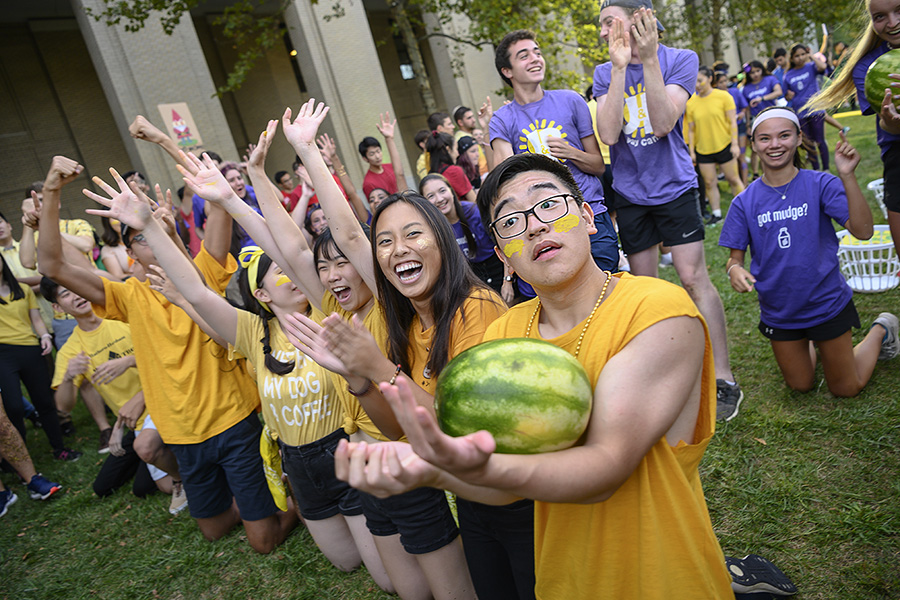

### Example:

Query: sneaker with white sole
xmin=0 ymin=489 xmax=17 ymax=517
xmin=27 ymin=474 xmax=62 ymax=500
xmin=872 ymin=312 xmax=899 ymax=360
xmin=716 ymin=379 xmax=744 ymax=422
xmin=726 ymin=554 xmax=798 ymax=596
xmin=169 ymin=480 xmax=188 ymax=515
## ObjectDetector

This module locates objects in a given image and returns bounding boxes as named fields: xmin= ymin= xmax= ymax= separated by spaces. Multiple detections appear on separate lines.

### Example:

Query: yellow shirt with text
xmin=234 ymin=310 xmax=342 ymax=447
xmin=51 ymin=320 xmax=146 ymax=430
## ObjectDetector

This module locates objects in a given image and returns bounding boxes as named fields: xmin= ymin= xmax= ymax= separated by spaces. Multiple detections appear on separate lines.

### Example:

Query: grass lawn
xmin=2 ymin=114 xmax=898 ymax=600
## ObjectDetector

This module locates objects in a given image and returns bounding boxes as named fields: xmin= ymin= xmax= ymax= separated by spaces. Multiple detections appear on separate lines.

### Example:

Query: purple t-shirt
xmin=718 ymin=170 xmax=852 ymax=329
xmin=853 ymin=41 xmax=900 ymax=154
xmin=727 ymin=87 xmax=748 ymax=123
xmin=593 ymin=44 xmax=698 ymax=206
xmin=784 ymin=62 xmax=823 ymax=116
xmin=490 ymin=89 xmax=607 ymax=214
xmin=742 ymin=75 xmax=781 ymax=116
xmin=452 ymin=201 xmax=496 ymax=263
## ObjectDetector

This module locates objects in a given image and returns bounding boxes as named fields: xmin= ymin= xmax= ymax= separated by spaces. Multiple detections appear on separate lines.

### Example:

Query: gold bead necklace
xmin=523 ymin=271 xmax=612 ymax=358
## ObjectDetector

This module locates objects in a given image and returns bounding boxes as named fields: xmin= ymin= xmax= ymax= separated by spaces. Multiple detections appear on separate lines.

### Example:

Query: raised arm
xmin=315 ymin=133 xmax=370 ymax=222
xmin=243 ymin=122 xmax=327 ymax=311
xmin=596 ymin=14 xmax=634 ymax=145
xmin=38 ymin=157 xmax=107 ymax=306
xmin=85 ymin=168 xmax=239 ymax=347
xmin=129 ymin=115 xmax=193 ymax=171
xmin=477 ymin=97 xmax=496 ymax=170
xmin=376 ymin=112 xmax=408 ymax=192
xmin=631 ymin=8 xmax=689 ymax=137
xmin=835 ymin=133 xmax=873 ymax=240
xmin=283 ymin=100 xmax=377 ymax=292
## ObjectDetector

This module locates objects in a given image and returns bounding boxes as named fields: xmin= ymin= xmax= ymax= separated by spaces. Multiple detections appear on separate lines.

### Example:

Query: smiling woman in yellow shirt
xmin=686 ymin=65 xmax=746 ymax=223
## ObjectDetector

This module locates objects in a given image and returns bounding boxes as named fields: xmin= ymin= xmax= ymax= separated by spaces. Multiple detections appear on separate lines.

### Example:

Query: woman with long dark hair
xmin=419 ymin=173 xmax=506 ymax=294
xmin=742 ymin=60 xmax=784 ymax=179
xmin=282 ymin=100 xmax=538 ymax=600
xmin=426 ymin=131 xmax=477 ymax=203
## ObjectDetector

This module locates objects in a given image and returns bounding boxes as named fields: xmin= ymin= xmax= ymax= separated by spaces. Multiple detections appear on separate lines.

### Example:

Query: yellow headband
xmin=238 ymin=246 xmax=272 ymax=313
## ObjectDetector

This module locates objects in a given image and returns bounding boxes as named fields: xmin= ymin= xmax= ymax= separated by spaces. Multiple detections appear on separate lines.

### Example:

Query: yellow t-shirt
xmin=320 ymin=291 xmax=392 ymax=441
xmin=234 ymin=310 xmax=342 ymax=447
xmin=407 ymin=287 xmax=506 ymax=395
xmin=50 ymin=320 xmax=146 ymax=430
xmin=685 ymin=89 xmax=737 ymax=155
xmin=0 ymin=284 xmax=39 ymax=346
xmin=2 ymin=241 xmax=54 ymax=330
xmin=92 ymin=244 xmax=260 ymax=444
xmin=483 ymin=273 xmax=732 ymax=600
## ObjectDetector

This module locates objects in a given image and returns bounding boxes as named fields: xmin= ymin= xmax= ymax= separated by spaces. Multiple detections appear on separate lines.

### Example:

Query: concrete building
xmin=0 ymin=0 xmax=506 ymax=236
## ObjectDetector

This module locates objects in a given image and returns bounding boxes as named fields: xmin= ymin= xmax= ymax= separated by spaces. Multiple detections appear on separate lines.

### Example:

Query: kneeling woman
xmin=719 ymin=107 xmax=898 ymax=397
xmin=134 ymin=228 xmax=390 ymax=585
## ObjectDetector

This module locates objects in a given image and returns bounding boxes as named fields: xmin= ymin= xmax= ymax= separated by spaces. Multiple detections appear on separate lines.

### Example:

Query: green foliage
xmin=665 ymin=0 xmax=867 ymax=61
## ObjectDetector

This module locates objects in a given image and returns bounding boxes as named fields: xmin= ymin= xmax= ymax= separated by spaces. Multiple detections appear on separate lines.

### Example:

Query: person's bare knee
xmin=244 ymin=515 xmax=283 ymax=554
xmin=133 ymin=430 xmax=161 ymax=463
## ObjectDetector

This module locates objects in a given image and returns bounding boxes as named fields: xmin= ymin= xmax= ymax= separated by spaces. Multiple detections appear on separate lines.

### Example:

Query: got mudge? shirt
xmin=718 ymin=170 xmax=852 ymax=329
xmin=593 ymin=44 xmax=698 ymax=206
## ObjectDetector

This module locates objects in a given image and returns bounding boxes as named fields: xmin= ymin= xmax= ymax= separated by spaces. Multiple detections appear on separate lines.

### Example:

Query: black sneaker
xmin=26 ymin=412 xmax=42 ymax=430
xmin=53 ymin=448 xmax=82 ymax=462
xmin=726 ymin=554 xmax=798 ymax=596
xmin=98 ymin=428 xmax=112 ymax=454
xmin=716 ymin=379 xmax=743 ymax=422
xmin=706 ymin=214 xmax=723 ymax=226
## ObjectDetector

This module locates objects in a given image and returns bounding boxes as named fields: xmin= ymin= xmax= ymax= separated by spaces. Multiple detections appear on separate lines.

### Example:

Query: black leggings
xmin=458 ymin=498 xmax=536 ymax=600
xmin=0 ymin=343 xmax=65 ymax=453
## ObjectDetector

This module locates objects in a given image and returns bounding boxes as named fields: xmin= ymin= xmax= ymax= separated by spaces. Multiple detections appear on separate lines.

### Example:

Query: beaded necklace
xmin=523 ymin=271 xmax=612 ymax=358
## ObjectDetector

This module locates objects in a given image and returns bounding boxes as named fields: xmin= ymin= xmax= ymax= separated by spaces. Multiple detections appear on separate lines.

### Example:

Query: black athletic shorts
xmin=616 ymin=187 xmax=704 ymax=255
xmin=882 ymin=142 xmax=900 ymax=212
xmin=697 ymin=144 xmax=735 ymax=165
xmin=759 ymin=299 xmax=860 ymax=342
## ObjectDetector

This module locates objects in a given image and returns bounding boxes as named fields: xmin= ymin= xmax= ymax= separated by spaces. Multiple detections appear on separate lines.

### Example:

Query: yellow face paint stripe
xmin=275 ymin=274 xmax=291 ymax=287
xmin=502 ymin=239 xmax=525 ymax=258
xmin=553 ymin=213 xmax=579 ymax=233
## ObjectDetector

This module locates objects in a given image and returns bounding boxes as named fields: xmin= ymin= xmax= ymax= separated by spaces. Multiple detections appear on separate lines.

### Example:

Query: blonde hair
xmin=804 ymin=2 xmax=880 ymax=113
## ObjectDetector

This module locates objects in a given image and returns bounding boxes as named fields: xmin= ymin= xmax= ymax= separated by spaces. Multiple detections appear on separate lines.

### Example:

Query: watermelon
xmin=864 ymin=48 xmax=900 ymax=109
xmin=434 ymin=338 xmax=592 ymax=454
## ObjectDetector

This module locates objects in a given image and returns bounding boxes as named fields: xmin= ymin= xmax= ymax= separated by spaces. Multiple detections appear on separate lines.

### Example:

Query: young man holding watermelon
xmin=334 ymin=152 xmax=746 ymax=599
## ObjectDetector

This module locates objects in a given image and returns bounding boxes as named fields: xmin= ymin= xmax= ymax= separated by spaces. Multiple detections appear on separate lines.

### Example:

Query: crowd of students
xmin=1 ymin=0 xmax=899 ymax=597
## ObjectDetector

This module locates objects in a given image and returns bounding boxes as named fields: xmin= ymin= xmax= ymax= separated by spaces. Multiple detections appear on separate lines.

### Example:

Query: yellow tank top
xmin=483 ymin=273 xmax=733 ymax=600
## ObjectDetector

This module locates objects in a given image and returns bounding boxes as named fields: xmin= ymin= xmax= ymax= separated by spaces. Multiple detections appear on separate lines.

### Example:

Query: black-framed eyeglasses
xmin=490 ymin=194 xmax=573 ymax=239
xmin=130 ymin=233 xmax=148 ymax=246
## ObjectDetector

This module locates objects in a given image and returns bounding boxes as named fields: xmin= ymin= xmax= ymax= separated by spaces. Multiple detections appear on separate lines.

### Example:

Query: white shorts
xmin=136 ymin=413 xmax=168 ymax=482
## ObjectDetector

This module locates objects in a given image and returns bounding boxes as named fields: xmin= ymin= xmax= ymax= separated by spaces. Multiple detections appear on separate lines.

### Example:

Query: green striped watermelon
xmin=434 ymin=338 xmax=592 ymax=454
xmin=865 ymin=48 xmax=900 ymax=109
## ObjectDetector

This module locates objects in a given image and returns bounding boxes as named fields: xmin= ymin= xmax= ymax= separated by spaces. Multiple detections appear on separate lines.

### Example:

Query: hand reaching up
xmin=247 ymin=120 xmax=279 ymax=171
xmin=376 ymin=112 xmax=396 ymax=139
xmin=83 ymin=168 xmax=154 ymax=232
xmin=178 ymin=152 xmax=237 ymax=206
xmin=282 ymin=99 xmax=330 ymax=150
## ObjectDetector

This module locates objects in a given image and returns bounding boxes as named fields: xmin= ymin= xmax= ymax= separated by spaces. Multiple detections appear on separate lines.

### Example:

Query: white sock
xmin=712 ymin=209 xmax=722 ymax=217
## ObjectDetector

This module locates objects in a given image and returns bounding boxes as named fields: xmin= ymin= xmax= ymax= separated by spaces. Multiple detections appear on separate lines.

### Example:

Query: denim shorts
xmin=170 ymin=412 xmax=277 ymax=521
xmin=280 ymin=427 xmax=362 ymax=520
xmin=360 ymin=486 xmax=459 ymax=555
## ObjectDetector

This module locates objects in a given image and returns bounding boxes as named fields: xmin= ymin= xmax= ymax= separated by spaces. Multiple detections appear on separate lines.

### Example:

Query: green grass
xmin=2 ymin=114 xmax=898 ymax=600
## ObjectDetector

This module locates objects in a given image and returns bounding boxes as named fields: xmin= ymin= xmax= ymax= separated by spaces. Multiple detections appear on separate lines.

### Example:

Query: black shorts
xmin=697 ymin=145 xmax=735 ymax=165
xmin=759 ymin=299 xmax=861 ymax=342
xmin=616 ymin=188 xmax=704 ymax=255
xmin=280 ymin=428 xmax=362 ymax=521
xmin=882 ymin=142 xmax=900 ymax=212
xmin=360 ymin=486 xmax=459 ymax=555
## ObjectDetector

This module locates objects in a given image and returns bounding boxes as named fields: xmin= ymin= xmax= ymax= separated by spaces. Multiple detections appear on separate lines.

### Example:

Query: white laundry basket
xmin=836 ymin=225 xmax=899 ymax=293
xmin=866 ymin=179 xmax=889 ymax=220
